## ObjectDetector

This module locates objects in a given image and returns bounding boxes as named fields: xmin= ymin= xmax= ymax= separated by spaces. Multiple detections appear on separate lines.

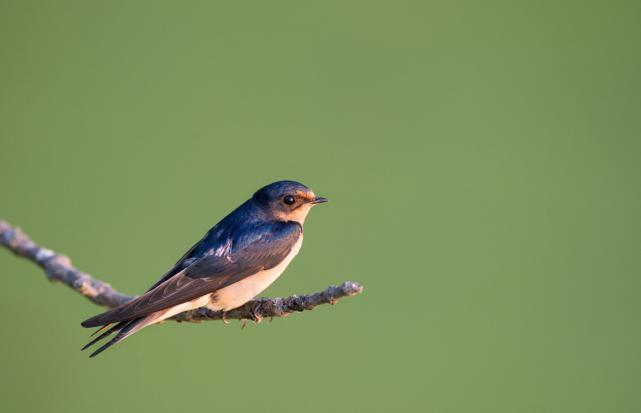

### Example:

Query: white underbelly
xmin=207 ymin=236 xmax=303 ymax=311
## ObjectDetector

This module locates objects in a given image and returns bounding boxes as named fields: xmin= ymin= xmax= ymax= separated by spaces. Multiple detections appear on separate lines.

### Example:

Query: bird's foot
xmin=221 ymin=310 xmax=230 ymax=325
xmin=250 ymin=302 xmax=263 ymax=324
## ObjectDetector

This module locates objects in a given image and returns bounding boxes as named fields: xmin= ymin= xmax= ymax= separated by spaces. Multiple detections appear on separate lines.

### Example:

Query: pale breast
xmin=207 ymin=235 xmax=304 ymax=311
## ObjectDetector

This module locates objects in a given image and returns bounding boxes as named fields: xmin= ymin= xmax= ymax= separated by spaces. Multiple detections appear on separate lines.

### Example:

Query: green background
xmin=1 ymin=1 xmax=640 ymax=412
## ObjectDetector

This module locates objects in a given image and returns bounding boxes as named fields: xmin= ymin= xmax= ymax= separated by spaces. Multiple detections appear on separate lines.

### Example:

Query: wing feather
xmin=81 ymin=221 xmax=301 ymax=327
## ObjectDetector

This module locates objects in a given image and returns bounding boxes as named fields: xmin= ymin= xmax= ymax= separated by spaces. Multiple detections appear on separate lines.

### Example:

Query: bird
xmin=80 ymin=180 xmax=328 ymax=357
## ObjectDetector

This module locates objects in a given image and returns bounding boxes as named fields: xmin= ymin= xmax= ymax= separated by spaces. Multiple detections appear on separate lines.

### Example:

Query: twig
xmin=0 ymin=220 xmax=363 ymax=323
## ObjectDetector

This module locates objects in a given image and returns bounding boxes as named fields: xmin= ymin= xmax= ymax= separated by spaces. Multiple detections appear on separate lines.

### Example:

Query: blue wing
xmin=81 ymin=221 xmax=301 ymax=327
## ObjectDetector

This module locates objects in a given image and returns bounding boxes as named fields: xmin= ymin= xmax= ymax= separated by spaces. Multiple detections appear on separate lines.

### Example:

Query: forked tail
xmin=82 ymin=317 xmax=150 ymax=358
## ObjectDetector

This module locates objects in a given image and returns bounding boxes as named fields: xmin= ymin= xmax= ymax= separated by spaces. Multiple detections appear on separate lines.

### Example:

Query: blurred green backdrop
xmin=1 ymin=1 xmax=640 ymax=412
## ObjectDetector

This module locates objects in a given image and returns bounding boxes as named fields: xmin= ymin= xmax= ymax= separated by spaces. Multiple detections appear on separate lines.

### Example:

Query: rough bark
xmin=0 ymin=220 xmax=363 ymax=324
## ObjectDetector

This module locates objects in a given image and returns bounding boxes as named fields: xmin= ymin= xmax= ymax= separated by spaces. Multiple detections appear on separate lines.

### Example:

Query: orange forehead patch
xmin=295 ymin=190 xmax=316 ymax=201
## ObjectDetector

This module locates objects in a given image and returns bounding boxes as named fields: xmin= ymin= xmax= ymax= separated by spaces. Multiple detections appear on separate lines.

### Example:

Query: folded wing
xmin=81 ymin=221 xmax=301 ymax=328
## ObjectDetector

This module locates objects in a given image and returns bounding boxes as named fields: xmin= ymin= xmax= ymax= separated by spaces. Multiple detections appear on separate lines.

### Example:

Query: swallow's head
xmin=253 ymin=180 xmax=328 ymax=224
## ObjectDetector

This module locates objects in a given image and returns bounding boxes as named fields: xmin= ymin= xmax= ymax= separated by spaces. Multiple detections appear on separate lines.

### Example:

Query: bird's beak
xmin=311 ymin=196 xmax=329 ymax=205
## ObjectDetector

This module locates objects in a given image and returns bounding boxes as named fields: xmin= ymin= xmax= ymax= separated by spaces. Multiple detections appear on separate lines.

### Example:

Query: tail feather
xmin=89 ymin=318 xmax=147 ymax=358
xmin=81 ymin=305 xmax=178 ymax=357
xmin=82 ymin=322 xmax=126 ymax=351
xmin=90 ymin=323 xmax=113 ymax=337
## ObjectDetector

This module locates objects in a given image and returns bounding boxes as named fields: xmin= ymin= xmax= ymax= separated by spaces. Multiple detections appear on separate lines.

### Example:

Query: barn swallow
xmin=81 ymin=180 xmax=327 ymax=357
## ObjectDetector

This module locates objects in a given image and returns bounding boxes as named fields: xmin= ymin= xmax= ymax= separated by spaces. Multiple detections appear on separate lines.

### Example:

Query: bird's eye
xmin=283 ymin=195 xmax=295 ymax=205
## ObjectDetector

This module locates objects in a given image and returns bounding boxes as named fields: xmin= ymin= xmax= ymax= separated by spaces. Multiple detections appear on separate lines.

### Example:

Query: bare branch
xmin=0 ymin=220 xmax=363 ymax=323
